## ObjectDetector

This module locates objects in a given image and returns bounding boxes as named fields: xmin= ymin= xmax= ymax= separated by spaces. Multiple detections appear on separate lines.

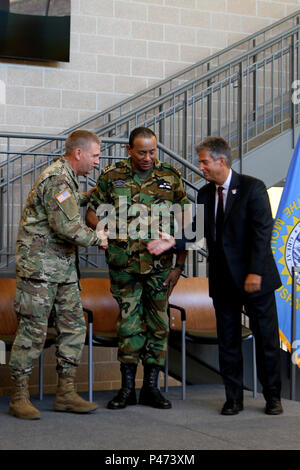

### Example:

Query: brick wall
xmin=0 ymin=345 xmax=180 ymax=397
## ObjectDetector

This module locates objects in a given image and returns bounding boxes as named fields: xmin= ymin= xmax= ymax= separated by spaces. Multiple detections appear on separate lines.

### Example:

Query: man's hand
xmin=147 ymin=231 xmax=176 ymax=256
xmin=244 ymin=273 xmax=262 ymax=293
xmin=163 ymin=267 xmax=182 ymax=294
xmin=96 ymin=224 xmax=109 ymax=250
xmin=85 ymin=186 xmax=97 ymax=198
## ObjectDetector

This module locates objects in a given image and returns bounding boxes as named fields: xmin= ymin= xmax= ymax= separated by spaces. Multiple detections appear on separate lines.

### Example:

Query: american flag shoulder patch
xmin=56 ymin=189 xmax=72 ymax=204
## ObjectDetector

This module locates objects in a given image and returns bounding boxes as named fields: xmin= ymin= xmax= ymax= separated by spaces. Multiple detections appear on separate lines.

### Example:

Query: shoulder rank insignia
xmin=171 ymin=166 xmax=182 ymax=176
xmin=161 ymin=161 xmax=182 ymax=177
xmin=102 ymin=163 xmax=115 ymax=174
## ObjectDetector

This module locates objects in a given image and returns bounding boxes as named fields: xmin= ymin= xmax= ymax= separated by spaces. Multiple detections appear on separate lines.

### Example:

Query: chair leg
xmin=252 ymin=335 xmax=257 ymax=399
xmin=39 ymin=351 xmax=44 ymax=401
xmin=164 ymin=338 xmax=169 ymax=393
xmin=88 ymin=321 xmax=93 ymax=402
xmin=182 ymin=319 xmax=186 ymax=400
xmin=0 ymin=340 xmax=5 ymax=365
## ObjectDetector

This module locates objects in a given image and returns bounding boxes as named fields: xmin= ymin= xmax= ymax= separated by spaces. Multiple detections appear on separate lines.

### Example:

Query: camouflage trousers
xmin=109 ymin=268 xmax=171 ymax=367
xmin=9 ymin=277 xmax=86 ymax=380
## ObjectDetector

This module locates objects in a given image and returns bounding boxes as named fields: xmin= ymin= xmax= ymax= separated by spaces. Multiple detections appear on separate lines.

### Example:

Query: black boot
xmin=139 ymin=364 xmax=172 ymax=409
xmin=107 ymin=363 xmax=137 ymax=410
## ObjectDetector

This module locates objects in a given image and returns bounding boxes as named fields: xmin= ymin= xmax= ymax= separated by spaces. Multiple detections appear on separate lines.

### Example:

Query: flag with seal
xmin=272 ymin=135 xmax=300 ymax=366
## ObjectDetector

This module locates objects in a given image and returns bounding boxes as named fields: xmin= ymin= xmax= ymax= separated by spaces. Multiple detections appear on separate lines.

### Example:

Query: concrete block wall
xmin=0 ymin=0 xmax=299 ymax=136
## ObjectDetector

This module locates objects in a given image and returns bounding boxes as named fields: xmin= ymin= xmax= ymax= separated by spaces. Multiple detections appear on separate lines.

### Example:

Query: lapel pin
xmin=232 ymin=189 xmax=237 ymax=194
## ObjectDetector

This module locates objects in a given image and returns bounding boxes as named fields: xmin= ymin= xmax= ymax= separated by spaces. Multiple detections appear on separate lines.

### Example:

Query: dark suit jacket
xmin=177 ymin=170 xmax=281 ymax=298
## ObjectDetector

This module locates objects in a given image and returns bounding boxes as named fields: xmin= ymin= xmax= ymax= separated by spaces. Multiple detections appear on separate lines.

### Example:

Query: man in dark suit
xmin=148 ymin=136 xmax=283 ymax=416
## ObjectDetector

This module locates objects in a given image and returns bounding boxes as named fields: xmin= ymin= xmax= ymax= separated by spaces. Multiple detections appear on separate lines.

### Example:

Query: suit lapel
xmin=224 ymin=170 xmax=240 ymax=223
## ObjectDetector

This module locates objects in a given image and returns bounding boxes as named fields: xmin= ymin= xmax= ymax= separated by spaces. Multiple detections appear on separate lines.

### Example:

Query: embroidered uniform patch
xmin=158 ymin=183 xmax=172 ymax=190
xmin=56 ymin=190 xmax=72 ymax=203
xmin=113 ymin=179 xmax=126 ymax=187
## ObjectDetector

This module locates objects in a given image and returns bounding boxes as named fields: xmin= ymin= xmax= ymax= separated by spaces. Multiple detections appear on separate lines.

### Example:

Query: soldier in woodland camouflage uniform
xmin=9 ymin=130 xmax=107 ymax=420
xmin=86 ymin=127 xmax=189 ymax=410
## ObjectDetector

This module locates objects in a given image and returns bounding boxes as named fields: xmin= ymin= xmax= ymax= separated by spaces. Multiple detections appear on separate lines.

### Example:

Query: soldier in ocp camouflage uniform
xmin=86 ymin=127 xmax=190 ymax=410
xmin=9 ymin=130 xmax=107 ymax=420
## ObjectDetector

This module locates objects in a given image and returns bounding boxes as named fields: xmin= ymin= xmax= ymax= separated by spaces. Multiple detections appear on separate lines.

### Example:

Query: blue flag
xmin=272 ymin=134 xmax=300 ymax=365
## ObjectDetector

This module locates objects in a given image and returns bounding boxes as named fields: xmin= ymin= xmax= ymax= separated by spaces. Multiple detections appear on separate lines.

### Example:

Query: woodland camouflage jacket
xmin=89 ymin=158 xmax=190 ymax=275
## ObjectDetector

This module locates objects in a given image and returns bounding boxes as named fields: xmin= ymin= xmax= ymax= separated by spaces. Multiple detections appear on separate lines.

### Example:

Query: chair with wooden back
xmin=80 ymin=277 xmax=120 ymax=400
xmin=167 ymin=277 xmax=257 ymax=400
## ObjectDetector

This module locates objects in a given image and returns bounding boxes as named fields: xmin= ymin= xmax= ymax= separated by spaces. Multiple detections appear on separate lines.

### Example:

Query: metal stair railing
xmin=59 ymin=10 xmax=300 ymax=136
xmin=3 ymin=10 xmax=300 ymax=174
xmin=86 ymin=22 xmax=300 ymax=182
xmin=0 ymin=133 xmax=204 ymax=275
xmin=1 ymin=12 xmax=300 ymax=272
xmin=1 ymin=11 xmax=299 ymax=188
xmin=3 ymin=17 xmax=299 ymax=192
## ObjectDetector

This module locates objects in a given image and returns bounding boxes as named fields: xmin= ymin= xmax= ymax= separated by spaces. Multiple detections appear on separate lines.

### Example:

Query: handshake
xmin=147 ymin=231 xmax=176 ymax=255
xmin=96 ymin=226 xmax=109 ymax=250
xmin=94 ymin=229 xmax=176 ymax=254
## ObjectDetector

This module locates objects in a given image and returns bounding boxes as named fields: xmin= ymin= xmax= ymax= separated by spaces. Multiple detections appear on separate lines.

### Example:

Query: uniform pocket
xmin=14 ymin=278 xmax=51 ymax=317
xmin=14 ymin=280 xmax=34 ymax=316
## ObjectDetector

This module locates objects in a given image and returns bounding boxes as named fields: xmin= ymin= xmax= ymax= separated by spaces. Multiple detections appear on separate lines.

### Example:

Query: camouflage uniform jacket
xmin=89 ymin=158 xmax=190 ymax=274
xmin=15 ymin=157 xmax=102 ymax=283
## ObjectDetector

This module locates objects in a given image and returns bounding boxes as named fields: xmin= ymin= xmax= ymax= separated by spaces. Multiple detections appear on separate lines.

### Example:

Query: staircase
xmin=1 ymin=11 xmax=300 ymax=272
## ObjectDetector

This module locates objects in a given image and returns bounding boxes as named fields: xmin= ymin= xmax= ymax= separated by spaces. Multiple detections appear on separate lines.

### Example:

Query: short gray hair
xmin=195 ymin=136 xmax=231 ymax=167
xmin=65 ymin=130 xmax=101 ymax=155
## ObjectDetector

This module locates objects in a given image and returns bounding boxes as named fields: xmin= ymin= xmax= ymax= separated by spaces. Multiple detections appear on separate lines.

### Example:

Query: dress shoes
xmin=221 ymin=400 xmax=244 ymax=415
xmin=265 ymin=400 xmax=283 ymax=415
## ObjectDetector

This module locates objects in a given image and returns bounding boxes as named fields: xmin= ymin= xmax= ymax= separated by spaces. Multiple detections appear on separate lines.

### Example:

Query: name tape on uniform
xmin=56 ymin=190 xmax=72 ymax=204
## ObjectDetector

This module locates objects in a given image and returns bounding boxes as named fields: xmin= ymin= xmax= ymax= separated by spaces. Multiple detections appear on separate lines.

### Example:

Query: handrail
xmin=88 ymin=25 xmax=298 ymax=137
xmin=59 ymin=10 xmax=300 ymax=135
xmin=0 ymin=132 xmax=129 ymax=144
xmin=0 ymin=133 xmax=203 ymax=275
xmin=158 ymin=143 xmax=202 ymax=177
xmin=1 ymin=13 xmax=298 ymax=176
xmin=0 ymin=131 xmax=202 ymax=176
xmin=15 ymin=22 xmax=289 ymax=177
xmin=1 ymin=12 xmax=300 ymax=276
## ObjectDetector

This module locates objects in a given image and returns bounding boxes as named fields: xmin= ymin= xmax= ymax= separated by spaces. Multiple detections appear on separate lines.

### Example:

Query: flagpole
xmin=291 ymin=267 xmax=300 ymax=400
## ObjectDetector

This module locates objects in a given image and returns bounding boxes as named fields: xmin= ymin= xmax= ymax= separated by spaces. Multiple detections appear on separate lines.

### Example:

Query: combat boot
xmin=139 ymin=364 xmax=172 ymax=409
xmin=54 ymin=370 xmax=98 ymax=413
xmin=107 ymin=362 xmax=137 ymax=409
xmin=9 ymin=376 xmax=41 ymax=420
